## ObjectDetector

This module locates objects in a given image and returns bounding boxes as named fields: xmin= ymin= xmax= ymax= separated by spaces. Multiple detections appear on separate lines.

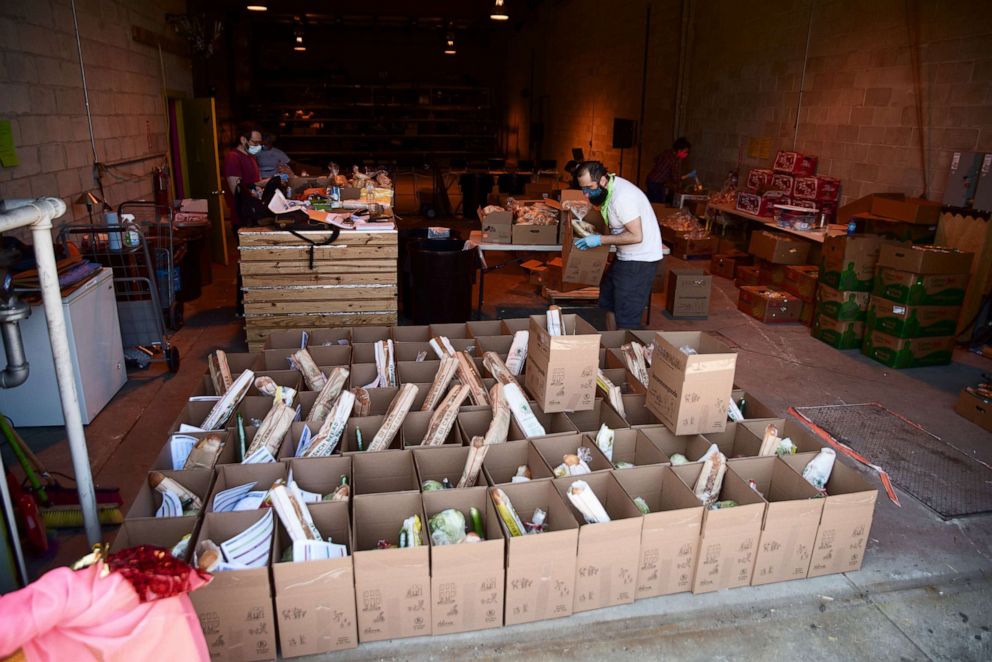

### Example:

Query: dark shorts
xmin=599 ymin=258 xmax=661 ymax=329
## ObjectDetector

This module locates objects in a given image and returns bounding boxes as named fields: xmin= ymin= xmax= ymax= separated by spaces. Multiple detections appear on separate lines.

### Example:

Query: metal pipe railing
xmin=0 ymin=196 xmax=101 ymax=546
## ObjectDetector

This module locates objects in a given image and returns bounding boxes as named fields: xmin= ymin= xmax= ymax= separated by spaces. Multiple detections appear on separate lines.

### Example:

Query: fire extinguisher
xmin=153 ymin=166 xmax=170 ymax=213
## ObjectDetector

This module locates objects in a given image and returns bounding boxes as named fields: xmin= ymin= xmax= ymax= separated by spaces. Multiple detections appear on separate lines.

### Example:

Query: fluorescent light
xmin=491 ymin=0 xmax=508 ymax=20
xmin=246 ymin=5 xmax=268 ymax=11
xmin=294 ymin=45 xmax=307 ymax=51
xmin=444 ymin=49 xmax=456 ymax=55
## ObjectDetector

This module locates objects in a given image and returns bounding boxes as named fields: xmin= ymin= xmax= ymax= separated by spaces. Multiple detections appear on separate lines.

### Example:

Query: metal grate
xmin=794 ymin=404 xmax=992 ymax=518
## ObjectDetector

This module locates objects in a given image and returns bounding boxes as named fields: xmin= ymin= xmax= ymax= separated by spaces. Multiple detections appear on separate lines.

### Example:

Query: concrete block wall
xmin=0 ymin=0 xmax=192 ymax=237
xmin=685 ymin=0 xmax=992 ymax=204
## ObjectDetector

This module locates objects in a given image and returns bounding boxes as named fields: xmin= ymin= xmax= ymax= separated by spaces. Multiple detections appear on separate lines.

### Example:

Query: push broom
xmin=1 ymin=414 xmax=123 ymax=529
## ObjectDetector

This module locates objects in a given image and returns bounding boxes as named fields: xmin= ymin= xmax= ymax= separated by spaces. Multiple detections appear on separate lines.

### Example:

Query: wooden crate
xmin=239 ymin=229 xmax=398 ymax=351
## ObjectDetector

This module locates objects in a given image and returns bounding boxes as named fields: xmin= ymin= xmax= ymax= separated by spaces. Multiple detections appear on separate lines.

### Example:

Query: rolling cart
xmin=117 ymin=200 xmax=185 ymax=330
xmin=57 ymin=223 xmax=180 ymax=373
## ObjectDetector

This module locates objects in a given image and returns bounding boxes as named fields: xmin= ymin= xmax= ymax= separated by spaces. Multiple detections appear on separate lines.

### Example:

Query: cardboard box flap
xmin=352 ymin=450 xmax=419 ymax=495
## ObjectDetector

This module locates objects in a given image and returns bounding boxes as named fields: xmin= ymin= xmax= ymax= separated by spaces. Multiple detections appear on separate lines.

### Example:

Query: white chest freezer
xmin=0 ymin=268 xmax=127 ymax=426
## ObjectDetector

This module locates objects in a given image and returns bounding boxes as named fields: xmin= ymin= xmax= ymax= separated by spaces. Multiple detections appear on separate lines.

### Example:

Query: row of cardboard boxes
xmin=118 ymin=418 xmax=876 ymax=661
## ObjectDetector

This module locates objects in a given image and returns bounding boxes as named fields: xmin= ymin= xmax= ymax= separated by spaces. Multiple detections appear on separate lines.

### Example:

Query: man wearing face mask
xmin=222 ymin=124 xmax=263 ymax=229
xmin=573 ymin=160 xmax=663 ymax=329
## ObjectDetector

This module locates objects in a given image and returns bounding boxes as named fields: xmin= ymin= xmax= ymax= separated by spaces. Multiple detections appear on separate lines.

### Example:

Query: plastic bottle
xmin=104 ymin=211 xmax=122 ymax=251
xmin=847 ymin=218 xmax=857 ymax=236
xmin=121 ymin=213 xmax=140 ymax=248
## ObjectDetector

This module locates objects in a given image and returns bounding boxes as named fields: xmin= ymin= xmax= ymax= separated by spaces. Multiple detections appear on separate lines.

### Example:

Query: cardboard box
xmin=553 ymin=472 xmax=642 ymax=612
xmin=206 ymin=463 xmax=287 ymax=513
xmin=190 ymin=510 xmax=277 ymax=662
xmin=524 ymin=315 xmax=600 ymax=413
xmin=510 ymin=403 xmax=580 ymax=440
xmin=127 ymin=469 xmax=213 ymax=520
xmin=247 ymin=370 xmax=304 ymax=398
xmin=727 ymin=457 xmax=823 ymax=585
xmin=390 ymin=325 xmax=431 ymax=342
xmin=745 ymin=168 xmax=773 ymax=191
xmin=110 ymin=516 xmax=199 ymax=558
xmin=402 ymin=409 xmax=465 ymax=449
xmin=351 ymin=326 xmax=391 ymax=343
xmin=390 ymin=342 xmax=433 ymax=362
xmin=783 ymin=265 xmax=819 ymax=302
xmin=812 ymin=315 xmax=865 ymax=350
xmin=800 ymin=300 xmax=815 ymax=327
xmin=478 ymin=206 xmax=512 ymax=243
xmin=609 ymin=428 xmax=671 ymax=467
xmin=816 ymin=284 xmax=870 ymax=321
xmin=820 ymin=234 xmax=882 ymax=292
xmin=669 ymin=234 xmax=718 ymax=259
xmin=793 ymin=175 xmax=841 ymax=202
xmin=710 ymin=251 xmax=751 ymax=279
xmin=730 ymin=388 xmax=778 ymax=420
xmin=412 ymin=445 xmax=472 ymax=488
xmin=561 ymin=207 xmax=609 ymax=288
xmin=665 ymin=268 xmax=712 ymax=318
xmin=308 ymin=328 xmax=351 ymax=347
xmin=361 ymin=387 xmax=431 ymax=417
xmin=670 ymin=463 xmax=766 ymax=593
xmin=429 ymin=323 xmax=469 ymax=339
xmin=273 ymin=502 xmax=358 ymax=657
xmin=954 ymin=388 xmax=992 ymax=433
xmin=636 ymin=425 xmax=710 ymax=462
xmin=512 ymin=223 xmax=559 ymax=246
xmin=866 ymin=297 xmax=960 ymax=338
xmin=737 ymin=286 xmax=803 ymax=323
xmin=423 ymin=486 xmax=505 ymax=634
xmin=263 ymin=330 xmax=311 ymax=350
xmin=757 ymin=260 xmax=787 ymax=287
xmin=778 ymin=449 xmax=877 ymax=577
xmin=152 ymin=430 xmax=237 ymax=471
xmin=734 ymin=265 xmax=761 ymax=287
xmin=467 ymin=320 xmax=504 ymax=338
xmin=481 ymin=439 xmax=554 ymax=485
xmin=877 ymin=243 xmax=974 ymax=275
xmin=748 ymin=230 xmax=811 ymax=265
xmin=646 ymin=331 xmax=738 ymax=436
xmin=285 ymin=455 xmax=352 ymax=496
xmin=562 ymin=398 xmax=630 ymax=434
xmin=769 ymin=173 xmax=794 ymax=195
xmin=352 ymin=450 xmax=419 ymax=495
xmin=861 ymin=328 xmax=954 ymax=368
xmin=611 ymin=465 xmax=703 ymax=598
xmin=493 ymin=480 xmax=579 ymax=625
xmin=872 ymin=267 xmax=969 ymax=306
xmin=772 ymin=150 xmax=818 ymax=176
xmin=870 ymin=196 xmax=941 ymax=225
xmin=703 ymin=419 xmax=824 ymax=458
xmin=736 ymin=191 xmax=789 ymax=217
xmin=352 ymin=492 xmax=431 ymax=642
xmin=500 ymin=318 xmax=530 ymax=334
xmin=263 ymin=346 xmax=350 ymax=372
xmin=610 ymin=393 xmax=664 ymax=427
xmin=531 ymin=433 xmax=614 ymax=474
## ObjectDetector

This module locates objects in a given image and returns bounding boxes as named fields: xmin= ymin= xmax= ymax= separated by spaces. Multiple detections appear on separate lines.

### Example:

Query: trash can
xmin=408 ymin=238 xmax=477 ymax=324
xmin=175 ymin=224 xmax=212 ymax=302
xmin=458 ymin=173 xmax=494 ymax=216
xmin=398 ymin=228 xmax=460 ymax=319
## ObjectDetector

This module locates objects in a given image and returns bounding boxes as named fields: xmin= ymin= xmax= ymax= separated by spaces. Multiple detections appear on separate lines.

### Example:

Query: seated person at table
xmin=256 ymin=133 xmax=294 ymax=179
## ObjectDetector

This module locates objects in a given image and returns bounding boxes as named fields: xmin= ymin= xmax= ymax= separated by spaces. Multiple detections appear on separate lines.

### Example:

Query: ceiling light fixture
xmin=490 ymin=0 xmax=509 ymax=21
xmin=246 ymin=5 xmax=268 ymax=11
xmin=444 ymin=33 xmax=456 ymax=55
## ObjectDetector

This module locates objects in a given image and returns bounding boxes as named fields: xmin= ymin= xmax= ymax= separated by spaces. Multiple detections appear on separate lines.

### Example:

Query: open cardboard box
xmin=272 ymin=501 xmax=358 ymax=657
xmin=475 ymin=335 xmax=514 ymax=358
xmin=524 ymin=314 xmax=600 ymax=413
xmin=609 ymin=429 xmax=671 ymax=468
xmin=349 ymin=363 xmax=378 ymax=389
xmin=413 ymin=445 xmax=471 ymax=488
xmin=351 ymin=343 xmax=377 ymax=363
xmin=263 ymin=329 xmax=310 ymax=350
xmin=273 ymin=421 xmax=326 ymax=460
xmin=704 ymin=419 xmax=823 ymax=458
xmin=352 ymin=492 xmax=431 ymax=642
xmin=285 ymin=455 xmax=352 ymax=496
xmin=490 ymin=480 xmax=579 ymax=625
xmin=262 ymin=345 xmax=351 ymax=373
xmin=609 ymin=393 xmax=664 ymax=427
xmin=637 ymin=425 xmax=711 ymax=462
xmin=126 ymin=468 xmax=213 ymax=520
xmin=481 ymin=440 xmax=554 ymax=485
xmin=351 ymin=326 xmax=391 ymax=343
xmin=501 ymin=318 xmax=530 ymax=334
xmin=423 ymin=486 xmax=506 ymax=634
xmin=728 ymin=456 xmax=823 ymax=585
xmin=646 ymin=331 xmax=738 ymax=436
xmin=246 ymin=369 xmax=305 ymax=398
xmin=189 ymin=510 xmax=276 ymax=662
xmin=467 ymin=320 xmax=504 ymax=338
xmin=351 ymin=449 xmax=419 ymax=495
xmin=612 ymin=465 xmax=704 ymax=598
xmin=730 ymin=388 xmax=777 ymax=420
xmin=402 ymin=410 xmax=463 ymax=449
xmin=363 ymin=386 xmax=431 ymax=416
xmin=599 ymin=367 xmax=637 ymax=396
xmin=341 ymin=416 xmax=391 ymax=453
xmin=169 ymin=400 xmax=230 ymax=434
xmin=391 ymin=325 xmax=432 ymax=342
xmin=779 ymin=450 xmax=878 ymax=577
xmin=509 ymin=403 xmax=580 ymax=440
xmin=553 ymin=472 xmax=642 ymax=612
xmin=430 ymin=323 xmax=469 ymax=339
xmin=531 ymin=433 xmax=613 ymax=474
xmin=308 ymin=328 xmax=352 ymax=347
xmin=670 ymin=463 xmax=766 ymax=594
xmin=110 ymin=514 xmax=199 ymax=559
xmin=152 ymin=430 xmax=236 ymax=471
xmin=206 ymin=462 xmax=287 ymax=513
xmin=604 ymin=348 xmax=648 ymax=396
xmin=393 ymin=342 xmax=433 ymax=362
xmin=562 ymin=398 xmax=630 ymax=434
xmin=398 ymin=361 xmax=441 ymax=385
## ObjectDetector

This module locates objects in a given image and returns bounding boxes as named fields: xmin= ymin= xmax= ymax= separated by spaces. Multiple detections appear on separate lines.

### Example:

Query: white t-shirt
xmin=603 ymin=175 xmax=664 ymax=262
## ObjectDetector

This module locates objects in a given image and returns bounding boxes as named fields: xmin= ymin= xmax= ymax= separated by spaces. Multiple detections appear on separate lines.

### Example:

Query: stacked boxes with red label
xmin=812 ymin=235 xmax=881 ymax=349
xmin=862 ymin=245 xmax=974 ymax=368
xmin=740 ymin=150 xmax=840 ymax=221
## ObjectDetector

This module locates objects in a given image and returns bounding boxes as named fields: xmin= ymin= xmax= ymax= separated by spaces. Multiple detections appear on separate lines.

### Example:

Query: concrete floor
xmin=13 ymin=218 xmax=992 ymax=661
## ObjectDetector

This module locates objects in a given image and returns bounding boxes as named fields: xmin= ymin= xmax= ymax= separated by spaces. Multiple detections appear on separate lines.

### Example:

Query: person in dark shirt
xmin=222 ymin=124 xmax=263 ymax=229
xmin=645 ymin=137 xmax=691 ymax=203
xmin=256 ymin=133 xmax=293 ymax=179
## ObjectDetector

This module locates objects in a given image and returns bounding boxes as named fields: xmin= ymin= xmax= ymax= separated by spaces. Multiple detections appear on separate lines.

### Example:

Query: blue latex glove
xmin=575 ymin=235 xmax=602 ymax=250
